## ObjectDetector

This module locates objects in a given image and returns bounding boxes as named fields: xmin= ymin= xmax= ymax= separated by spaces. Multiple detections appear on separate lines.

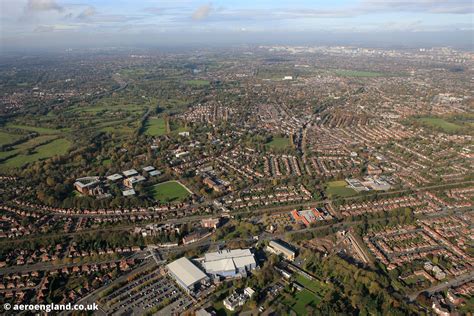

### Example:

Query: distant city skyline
xmin=1 ymin=0 xmax=473 ymax=51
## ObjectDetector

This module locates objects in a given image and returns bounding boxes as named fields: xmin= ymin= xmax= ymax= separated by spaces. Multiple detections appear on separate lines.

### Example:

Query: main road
xmin=407 ymin=270 xmax=474 ymax=301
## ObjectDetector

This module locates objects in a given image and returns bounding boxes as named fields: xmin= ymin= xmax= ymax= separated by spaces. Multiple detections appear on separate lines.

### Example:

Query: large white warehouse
xmin=203 ymin=249 xmax=256 ymax=278
xmin=167 ymin=257 xmax=209 ymax=293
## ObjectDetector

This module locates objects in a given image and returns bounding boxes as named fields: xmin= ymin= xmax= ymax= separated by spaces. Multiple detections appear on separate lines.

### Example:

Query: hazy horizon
xmin=1 ymin=0 xmax=473 ymax=53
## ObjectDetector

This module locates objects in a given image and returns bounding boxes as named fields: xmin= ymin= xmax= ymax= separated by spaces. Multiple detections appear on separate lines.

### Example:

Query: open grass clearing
xmin=101 ymin=123 xmax=136 ymax=135
xmin=1 ymin=138 xmax=72 ymax=169
xmin=295 ymin=274 xmax=327 ymax=295
xmin=0 ymin=135 xmax=58 ymax=159
xmin=334 ymin=69 xmax=385 ymax=77
xmin=325 ymin=180 xmax=358 ymax=199
xmin=0 ymin=131 xmax=22 ymax=147
xmin=102 ymin=159 xmax=112 ymax=167
xmin=417 ymin=117 xmax=462 ymax=133
xmin=144 ymin=117 xmax=167 ymax=136
xmin=6 ymin=123 xmax=65 ymax=135
xmin=282 ymin=289 xmax=320 ymax=315
xmin=265 ymin=136 xmax=291 ymax=150
xmin=185 ymin=79 xmax=210 ymax=86
xmin=70 ymin=103 xmax=146 ymax=115
xmin=148 ymin=180 xmax=192 ymax=203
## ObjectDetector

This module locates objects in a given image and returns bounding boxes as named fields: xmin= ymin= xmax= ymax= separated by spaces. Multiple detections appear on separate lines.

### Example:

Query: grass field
xmin=0 ymin=131 xmax=21 ymax=146
xmin=148 ymin=181 xmax=192 ymax=203
xmin=185 ymin=79 xmax=210 ymax=86
xmin=283 ymin=289 xmax=320 ymax=315
xmin=281 ymin=274 xmax=328 ymax=315
xmin=169 ymin=120 xmax=188 ymax=134
xmin=402 ymin=275 xmax=428 ymax=286
xmin=295 ymin=275 xmax=326 ymax=294
xmin=6 ymin=124 xmax=64 ymax=135
xmin=101 ymin=124 xmax=136 ymax=135
xmin=0 ymin=135 xmax=58 ymax=160
xmin=266 ymin=136 xmax=291 ymax=150
xmin=102 ymin=159 xmax=112 ymax=167
xmin=72 ymin=103 xmax=145 ymax=115
xmin=417 ymin=117 xmax=462 ymax=132
xmin=144 ymin=117 xmax=168 ymax=136
xmin=325 ymin=180 xmax=357 ymax=198
xmin=334 ymin=69 xmax=385 ymax=77
xmin=1 ymin=138 xmax=71 ymax=168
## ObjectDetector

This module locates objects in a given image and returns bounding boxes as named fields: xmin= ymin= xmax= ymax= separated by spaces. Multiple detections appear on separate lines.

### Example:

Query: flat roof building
xmin=123 ymin=175 xmax=146 ymax=188
xmin=291 ymin=209 xmax=321 ymax=226
xmin=74 ymin=176 xmax=101 ymax=195
xmin=203 ymin=249 xmax=256 ymax=278
xmin=122 ymin=189 xmax=136 ymax=196
xmin=123 ymin=169 xmax=138 ymax=177
xmin=167 ymin=257 xmax=209 ymax=293
xmin=149 ymin=170 xmax=161 ymax=177
xmin=106 ymin=173 xmax=123 ymax=181
xmin=267 ymin=240 xmax=296 ymax=261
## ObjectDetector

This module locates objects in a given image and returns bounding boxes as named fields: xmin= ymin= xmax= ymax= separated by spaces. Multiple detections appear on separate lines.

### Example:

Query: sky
xmin=0 ymin=0 xmax=473 ymax=51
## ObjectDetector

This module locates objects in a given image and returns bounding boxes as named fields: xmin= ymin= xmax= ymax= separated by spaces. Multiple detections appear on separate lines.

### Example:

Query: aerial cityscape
xmin=0 ymin=0 xmax=473 ymax=315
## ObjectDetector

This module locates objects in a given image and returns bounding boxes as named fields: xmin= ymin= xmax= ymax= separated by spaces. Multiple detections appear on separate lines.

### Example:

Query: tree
xmin=46 ymin=177 xmax=56 ymax=187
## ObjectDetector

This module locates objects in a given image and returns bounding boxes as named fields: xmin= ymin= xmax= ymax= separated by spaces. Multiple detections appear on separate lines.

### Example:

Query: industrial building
xmin=203 ymin=249 xmax=256 ymax=278
xmin=166 ymin=257 xmax=209 ymax=293
xmin=267 ymin=240 xmax=296 ymax=261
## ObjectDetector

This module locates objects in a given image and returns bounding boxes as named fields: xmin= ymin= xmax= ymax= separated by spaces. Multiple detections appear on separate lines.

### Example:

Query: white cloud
xmin=25 ymin=0 xmax=63 ymax=12
xmin=34 ymin=24 xmax=78 ymax=32
xmin=192 ymin=3 xmax=212 ymax=20
xmin=77 ymin=7 xmax=96 ymax=20
xmin=360 ymin=0 xmax=473 ymax=14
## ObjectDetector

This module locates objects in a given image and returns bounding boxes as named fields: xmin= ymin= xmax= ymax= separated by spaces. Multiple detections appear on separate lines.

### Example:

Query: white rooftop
xmin=244 ymin=287 xmax=255 ymax=297
xmin=74 ymin=176 xmax=100 ymax=188
xmin=123 ymin=169 xmax=138 ymax=177
xmin=269 ymin=240 xmax=295 ymax=255
xmin=167 ymin=257 xmax=208 ymax=288
xmin=233 ymin=255 xmax=256 ymax=269
xmin=204 ymin=258 xmax=236 ymax=274
xmin=149 ymin=170 xmax=161 ymax=176
xmin=204 ymin=249 xmax=256 ymax=271
xmin=143 ymin=166 xmax=155 ymax=172
xmin=128 ymin=175 xmax=146 ymax=183
xmin=122 ymin=189 xmax=136 ymax=196
xmin=107 ymin=174 xmax=123 ymax=181
xmin=205 ymin=249 xmax=252 ymax=261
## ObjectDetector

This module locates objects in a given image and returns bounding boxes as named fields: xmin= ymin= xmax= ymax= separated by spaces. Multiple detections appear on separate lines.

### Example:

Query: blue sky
xmin=1 ymin=0 xmax=473 ymax=50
